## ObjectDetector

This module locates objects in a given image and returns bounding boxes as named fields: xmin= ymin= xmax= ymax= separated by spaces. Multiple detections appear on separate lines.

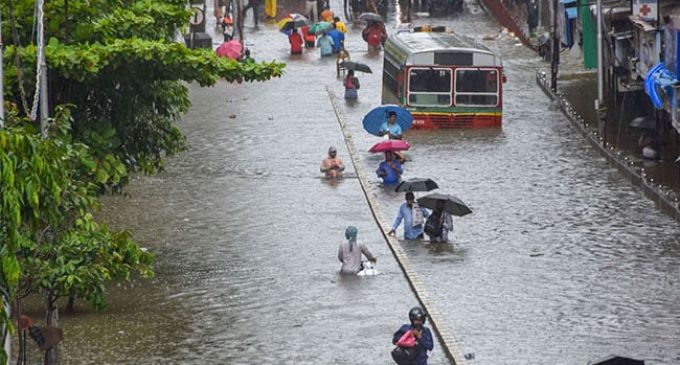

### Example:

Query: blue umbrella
xmin=362 ymin=105 xmax=413 ymax=136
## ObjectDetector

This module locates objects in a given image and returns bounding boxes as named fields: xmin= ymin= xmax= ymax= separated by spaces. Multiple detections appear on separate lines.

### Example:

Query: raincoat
xmin=391 ymin=202 xmax=429 ymax=239
xmin=392 ymin=324 xmax=434 ymax=365
xmin=318 ymin=35 xmax=334 ymax=56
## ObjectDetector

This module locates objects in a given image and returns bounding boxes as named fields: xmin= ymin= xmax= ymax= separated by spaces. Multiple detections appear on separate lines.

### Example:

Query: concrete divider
xmin=326 ymin=86 xmax=469 ymax=365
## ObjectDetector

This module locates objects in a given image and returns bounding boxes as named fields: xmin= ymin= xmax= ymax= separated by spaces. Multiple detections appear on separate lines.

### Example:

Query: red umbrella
xmin=368 ymin=140 xmax=411 ymax=153
xmin=216 ymin=40 xmax=242 ymax=60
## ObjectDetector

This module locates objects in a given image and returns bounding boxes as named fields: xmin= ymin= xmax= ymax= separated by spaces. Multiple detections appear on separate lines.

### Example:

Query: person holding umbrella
xmin=343 ymin=70 xmax=360 ymax=100
xmin=301 ymin=25 xmax=316 ymax=47
xmin=388 ymin=192 xmax=429 ymax=240
xmin=289 ymin=28 xmax=303 ymax=54
xmin=424 ymin=200 xmax=453 ymax=243
xmin=379 ymin=111 xmax=403 ymax=140
xmin=376 ymin=151 xmax=403 ymax=185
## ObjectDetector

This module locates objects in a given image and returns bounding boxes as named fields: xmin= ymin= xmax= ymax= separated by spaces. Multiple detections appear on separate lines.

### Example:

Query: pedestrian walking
xmin=343 ymin=70 xmax=360 ymax=100
xmin=338 ymin=226 xmax=377 ymax=274
xmin=242 ymin=0 xmax=261 ymax=26
xmin=376 ymin=151 xmax=403 ymax=185
xmin=388 ymin=192 xmax=429 ymax=240
xmin=392 ymin=307 xmax=434 ymax=365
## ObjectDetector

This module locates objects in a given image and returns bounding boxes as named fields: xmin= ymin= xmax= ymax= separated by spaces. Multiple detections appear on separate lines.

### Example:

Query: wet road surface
xmin=29 ymin=1 xmax=680 ymax=364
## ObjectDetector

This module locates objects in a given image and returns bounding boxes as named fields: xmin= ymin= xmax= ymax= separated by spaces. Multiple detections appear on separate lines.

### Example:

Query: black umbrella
xmin=359 ymin=12 xmax=383 ymax=23
xmin=587 ymin=355 xmax=645 ymax=365
xmin=394 ymin=178 xmax=439 ymax=192
xmin=417 ymin=193 xmax=472 ymax=217
xmin=338 ymin=61 xmax=372 ymax=73
xmin=629 ymin=116 xmax=656 ymax=130
xmin=279 ymin=15 xmax=311 ymax=32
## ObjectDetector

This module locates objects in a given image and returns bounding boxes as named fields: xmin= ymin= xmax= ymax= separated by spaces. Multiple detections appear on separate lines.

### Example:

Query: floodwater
xmin=20 ymin=0 xmax=680 ymax=364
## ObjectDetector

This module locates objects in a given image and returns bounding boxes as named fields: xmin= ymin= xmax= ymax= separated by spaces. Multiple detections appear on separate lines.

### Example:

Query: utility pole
xmin=594 ymin=0 xmax=606 ymax=140
xmin=550 ymin=0 xmax=559 ymax=92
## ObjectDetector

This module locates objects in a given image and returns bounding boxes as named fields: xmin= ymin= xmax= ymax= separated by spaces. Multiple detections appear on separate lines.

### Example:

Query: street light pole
xmin=596 ymin=0 xmax=604 ymax=105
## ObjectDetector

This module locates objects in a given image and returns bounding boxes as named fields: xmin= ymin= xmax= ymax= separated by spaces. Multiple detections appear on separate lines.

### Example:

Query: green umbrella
xmin=309 ymin=21 xmax=333 ymax=34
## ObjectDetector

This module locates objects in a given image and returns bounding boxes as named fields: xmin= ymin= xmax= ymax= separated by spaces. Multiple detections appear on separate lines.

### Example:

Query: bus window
xmin=407 ymin=68 xmax=452 ymax=106
xmin=454 ymin=68 xmax=498 ymax=106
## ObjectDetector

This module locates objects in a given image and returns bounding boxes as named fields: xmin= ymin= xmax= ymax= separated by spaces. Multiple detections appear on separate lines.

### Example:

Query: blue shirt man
xmin=376 ymin=151 xmax=403 ymax=185
xmin=388 ymin=192 xmax=429 ymax=240
xmin=379 ymin=111 xmax=403 ymax=139
xmin=326 ymin=28 xmax=345 ymax=53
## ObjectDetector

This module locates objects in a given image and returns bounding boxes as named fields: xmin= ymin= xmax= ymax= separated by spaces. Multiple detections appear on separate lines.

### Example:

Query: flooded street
xmin=37 ymin=1 xmax=680 ymax=364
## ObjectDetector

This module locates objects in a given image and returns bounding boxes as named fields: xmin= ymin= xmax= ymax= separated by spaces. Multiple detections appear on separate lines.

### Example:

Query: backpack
xmin=424 ymin=213 xmax=442 ymax=237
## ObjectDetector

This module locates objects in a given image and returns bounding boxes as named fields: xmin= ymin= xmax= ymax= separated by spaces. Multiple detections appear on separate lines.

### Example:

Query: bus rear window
xmin=454 ymin=69 xmax=498 ymax=106
xmin=407 ymin=68 xmax=451 ymax=106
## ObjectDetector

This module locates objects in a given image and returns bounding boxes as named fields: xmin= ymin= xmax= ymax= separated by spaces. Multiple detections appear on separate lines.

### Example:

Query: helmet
xmin=408 ymin=307 xmax=427 ymax=324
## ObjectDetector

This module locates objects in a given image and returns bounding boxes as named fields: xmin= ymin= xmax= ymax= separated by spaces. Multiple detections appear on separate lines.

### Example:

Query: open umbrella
xmin=629 ymin=116 xmax=656 ymax=130
xmin=587 ymin=355 xmax=645 ymax=365
xmin=309 ymin=21 xmax=333 ymax=34
xmin=395 ymin=178 xmax=439 ymax=192
xmin=338 ymin=61 xmax=372 ymax=73
xmin=369 ymin=139 xmax=411 ymax=153
xmin=278 ymin=14 xmax=311 ymax=32
xmin=359 ymin=12 xmax=383 ymax=23
xmin=216 ymin=40 xmax=242 ymax=60
xmin=362 ymin=105 xmax=413 ymax=137
xmin=417 ymin=193 xmax=472 ymax=217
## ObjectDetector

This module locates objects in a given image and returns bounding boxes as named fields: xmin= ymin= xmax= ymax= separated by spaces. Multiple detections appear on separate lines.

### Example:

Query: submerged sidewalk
xmin=537 ymin=69 xmax=680 ymax=222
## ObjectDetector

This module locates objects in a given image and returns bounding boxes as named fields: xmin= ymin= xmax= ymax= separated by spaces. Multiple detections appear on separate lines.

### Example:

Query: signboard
xmin=632 ymin=0 xmax=658 ymax=22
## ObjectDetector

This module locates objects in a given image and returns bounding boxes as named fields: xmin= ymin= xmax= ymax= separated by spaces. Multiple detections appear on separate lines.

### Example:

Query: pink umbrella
xmin=216 ymin=40 xmax=243 ymax=60
xmin=368 ymin=140 xmax=411 ymax=153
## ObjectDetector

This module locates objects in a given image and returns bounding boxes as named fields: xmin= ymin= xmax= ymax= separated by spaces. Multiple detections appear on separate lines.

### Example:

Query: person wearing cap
xmin=338 ymin=226 xmax=377 ymax=274
xmin=379 ymin=111 xmax=403 ymax=140
xmin=320 ymin=146 xmax=345 ymax=178
xmin=388 ymin=192 xmax=429 ymax=240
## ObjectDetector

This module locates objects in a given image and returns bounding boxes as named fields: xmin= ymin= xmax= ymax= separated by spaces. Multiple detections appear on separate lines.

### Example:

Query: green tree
xmin=2 ymin=0 xmax=285 ymax=177
xmin=0 ymin=107 xmax=154 ymax=364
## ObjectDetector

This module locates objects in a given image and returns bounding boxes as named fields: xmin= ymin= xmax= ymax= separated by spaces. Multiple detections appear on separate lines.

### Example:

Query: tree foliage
xmin=2 ymin=0 xmax=285 ymax=174
xmin=0 ymin=107 xmax=155 ymax=362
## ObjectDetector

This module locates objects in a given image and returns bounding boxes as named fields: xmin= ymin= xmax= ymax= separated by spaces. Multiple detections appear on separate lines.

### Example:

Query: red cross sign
xmin=633 ymin=0 xmax=657 ymax=21
xmin=639 ymin=4 xmax=651 ymax=16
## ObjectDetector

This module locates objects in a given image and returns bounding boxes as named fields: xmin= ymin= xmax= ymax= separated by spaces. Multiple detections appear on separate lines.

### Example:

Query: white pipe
xmin=596 ymin=0 xmax=604 ymax=104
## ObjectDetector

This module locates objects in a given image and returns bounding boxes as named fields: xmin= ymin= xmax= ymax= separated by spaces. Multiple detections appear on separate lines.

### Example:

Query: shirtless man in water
xmin=320 ymin=146 xmax=345 ymax=178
